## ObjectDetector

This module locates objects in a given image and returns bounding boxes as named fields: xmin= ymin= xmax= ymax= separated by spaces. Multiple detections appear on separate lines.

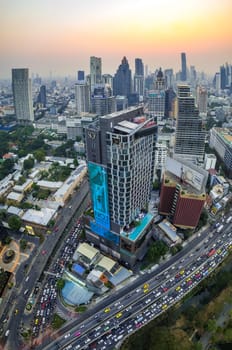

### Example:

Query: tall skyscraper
xmin=12 ymin=68 xmax=34 ymax=124
xmin=113 ymin=57 xmax=132 ymax=97
xmin=75 ymin=82 xmax=91 ymax=115
xmin=90 ymin=56 xmax=102 ymax=91
xmin=174 ymin=85 xmax=205 ymax=163
xmin=220 ymin=65 xmax=227 ymax=89
xmin=134 ymin=59 xmax=144 ymax=97
xmin=85 ymin=106 xmax=157 ymax=265
xmin=180 ymin=52 xmax=187 ymax=81
xmin=164 ymin=69 xmax=174 ymax=88
xmin=135 ymin=58 xmax=144 ymax=76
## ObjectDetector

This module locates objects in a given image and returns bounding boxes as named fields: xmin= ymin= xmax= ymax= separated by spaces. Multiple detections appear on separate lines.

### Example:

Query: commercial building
xmin=85 ymin=106 xmax=157 ymax=265
xmin=12 ymin=68 xmax=34 ymax=124
xmin=209 ymin=127 xmax=232 ymax=178
xmin=174 ymin=85 xmax=205 ymax=163
xmin=159 ymin=157 xmax=207 ymax=229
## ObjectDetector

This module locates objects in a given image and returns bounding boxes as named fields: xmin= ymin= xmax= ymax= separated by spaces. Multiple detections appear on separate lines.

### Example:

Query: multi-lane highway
xmin=39 ymin=220 xmax=232 ymax=350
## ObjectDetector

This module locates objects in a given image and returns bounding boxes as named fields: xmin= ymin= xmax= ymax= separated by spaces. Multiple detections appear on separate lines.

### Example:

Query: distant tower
xmin=174 ymin=85 xmax=205 ymax=163
xmin=164 ymin=69 xmax=174 ymax=88
xmin=12 ymin=68 xmax=34 ymax=124
xmin=181 ymin=52 xmax=187 ymax=81
xmin=77 ymin=70 xmax=85 ymax=82
xmin=134 ymin=58 xmax=144 ymax=97
xmin=220 ymin=65 xmax=226 ymax=89
xmin=37 ymin=85 xmax=46 ymax=107
xmin=90 ymin=56 xmax=102 ymax=91
xmin=75 ymin=82 xmax=91 ymax=115
xmin=113 ymin=57 xmax=132 ymax=97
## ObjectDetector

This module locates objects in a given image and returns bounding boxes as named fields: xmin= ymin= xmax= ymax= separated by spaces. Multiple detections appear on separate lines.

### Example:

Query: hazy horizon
xmin=1 ymin=0 xmax=232 ymax=79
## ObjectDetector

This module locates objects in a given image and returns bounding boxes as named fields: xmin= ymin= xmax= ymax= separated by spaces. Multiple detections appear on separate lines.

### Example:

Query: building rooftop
xmin=22 ymin=207 xmax=56 ymax=226
xmin=158 ymin=219 xmax=179 ymax=243
xmin=95 ymin=256 xmax=116 ymax=273
xmin=76 ymin=243 xmax=99 ymax=261
xmin=7 ymin=191 xmax=23 ymax=201
xmin=13 ymin=179 xmax=33 ymax=193
xmin=37 ymin=180 xmax=63 ymax=190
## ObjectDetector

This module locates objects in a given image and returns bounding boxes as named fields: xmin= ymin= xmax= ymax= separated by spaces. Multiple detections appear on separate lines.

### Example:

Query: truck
xmin=226 ymin=216 xmax=232 ymax=224
xmin=217 ymin=224 xmax=224 ymax=233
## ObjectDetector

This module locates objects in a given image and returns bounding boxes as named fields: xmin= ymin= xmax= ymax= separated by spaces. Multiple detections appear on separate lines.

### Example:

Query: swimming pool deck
xmin=121 ymin=213 xmax=154 ymax=242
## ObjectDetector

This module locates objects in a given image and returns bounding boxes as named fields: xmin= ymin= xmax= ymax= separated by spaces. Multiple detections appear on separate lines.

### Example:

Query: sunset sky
xmin=1 ymin=0 xmax=232 ymax=79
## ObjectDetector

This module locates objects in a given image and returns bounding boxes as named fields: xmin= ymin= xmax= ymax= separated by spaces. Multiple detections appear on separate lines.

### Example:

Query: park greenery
xmin=146 ymin=240 xmax=169 ymax=264
xmin=51 ymin=313 xmax=66 ymax=329
xmin=0 ymin=269 xmax=11 ymax=297
xmin=75 ymin=305 xmax=87 ymax=313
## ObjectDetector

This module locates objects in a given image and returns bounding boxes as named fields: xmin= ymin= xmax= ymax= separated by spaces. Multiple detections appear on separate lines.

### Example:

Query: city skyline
xmin=1 ymin=0 xmax=232 ymax=79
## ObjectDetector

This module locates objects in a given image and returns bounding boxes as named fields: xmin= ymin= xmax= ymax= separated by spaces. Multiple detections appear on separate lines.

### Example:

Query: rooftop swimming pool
xmin=121 ymin=213 xmax=154 ymax=242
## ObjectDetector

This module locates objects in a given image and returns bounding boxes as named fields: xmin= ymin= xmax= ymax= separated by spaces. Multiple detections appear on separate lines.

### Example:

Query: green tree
xmin=56 ymin=278 xmax=65 ymax=291
xmin=34 ymin=149 xmax=46 ymax=162
xmin=20 ymin=238 xmax=28 ymax=250
xmin=23 ymin=157 xmax=34 ymax=170
xmin=207 ymin=319 xmax=217 ymax=333
xmin=8 ymin=215 xmax=22 ymax=231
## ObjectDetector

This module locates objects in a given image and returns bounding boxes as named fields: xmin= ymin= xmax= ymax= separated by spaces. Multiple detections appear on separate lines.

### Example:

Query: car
xmin=104 ymin=307 xmax=110 ymax=313
xmin=144 ymin=288 xmax=149 ymax=293
xmin=116 ymin=312 xmax=122 ymax=318
xmin=14 ymin=308 xmax=19 ymax=315
xmin=74 ymin=331 xmax=81 ymax=337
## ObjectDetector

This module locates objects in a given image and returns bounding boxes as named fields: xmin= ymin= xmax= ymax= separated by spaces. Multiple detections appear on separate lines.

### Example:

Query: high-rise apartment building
xmin=90 ymin=56 xmax=102 ymax=91
xmin=181 ymin=52 xmax=187 ymax=81
xmin=159 ymin=157 xmax=207 ymax=229
xmin=113 ymin=57 xmax=132 ymax=97
xmin=174 ymin=85 xmax=205 ymax=163
xmin=75 ymin=82 xmax=91 ymax=115
xmin=85 ymin=106 xmax=157 ymax=265
xmin=12 ymin=68 xmax=34 ymax=124
xmin=134 ymin=58 xmax=144 ymax=97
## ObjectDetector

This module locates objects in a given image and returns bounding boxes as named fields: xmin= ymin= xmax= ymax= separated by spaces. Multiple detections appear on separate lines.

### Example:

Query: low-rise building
xmin=22 ymin=207 xmax=56 ymax=234
xmin=157 ymin=219 xmax=182 ymax=246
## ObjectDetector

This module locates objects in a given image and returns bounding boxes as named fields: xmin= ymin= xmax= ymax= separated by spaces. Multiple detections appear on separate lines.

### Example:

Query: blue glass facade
xmin=88 ymin=162 xmax=110 ymax=230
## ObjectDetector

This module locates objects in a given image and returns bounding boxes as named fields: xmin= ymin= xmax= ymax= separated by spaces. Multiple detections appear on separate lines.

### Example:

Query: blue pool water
xmin=121 ymin=213 xmax=154 ymax=241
